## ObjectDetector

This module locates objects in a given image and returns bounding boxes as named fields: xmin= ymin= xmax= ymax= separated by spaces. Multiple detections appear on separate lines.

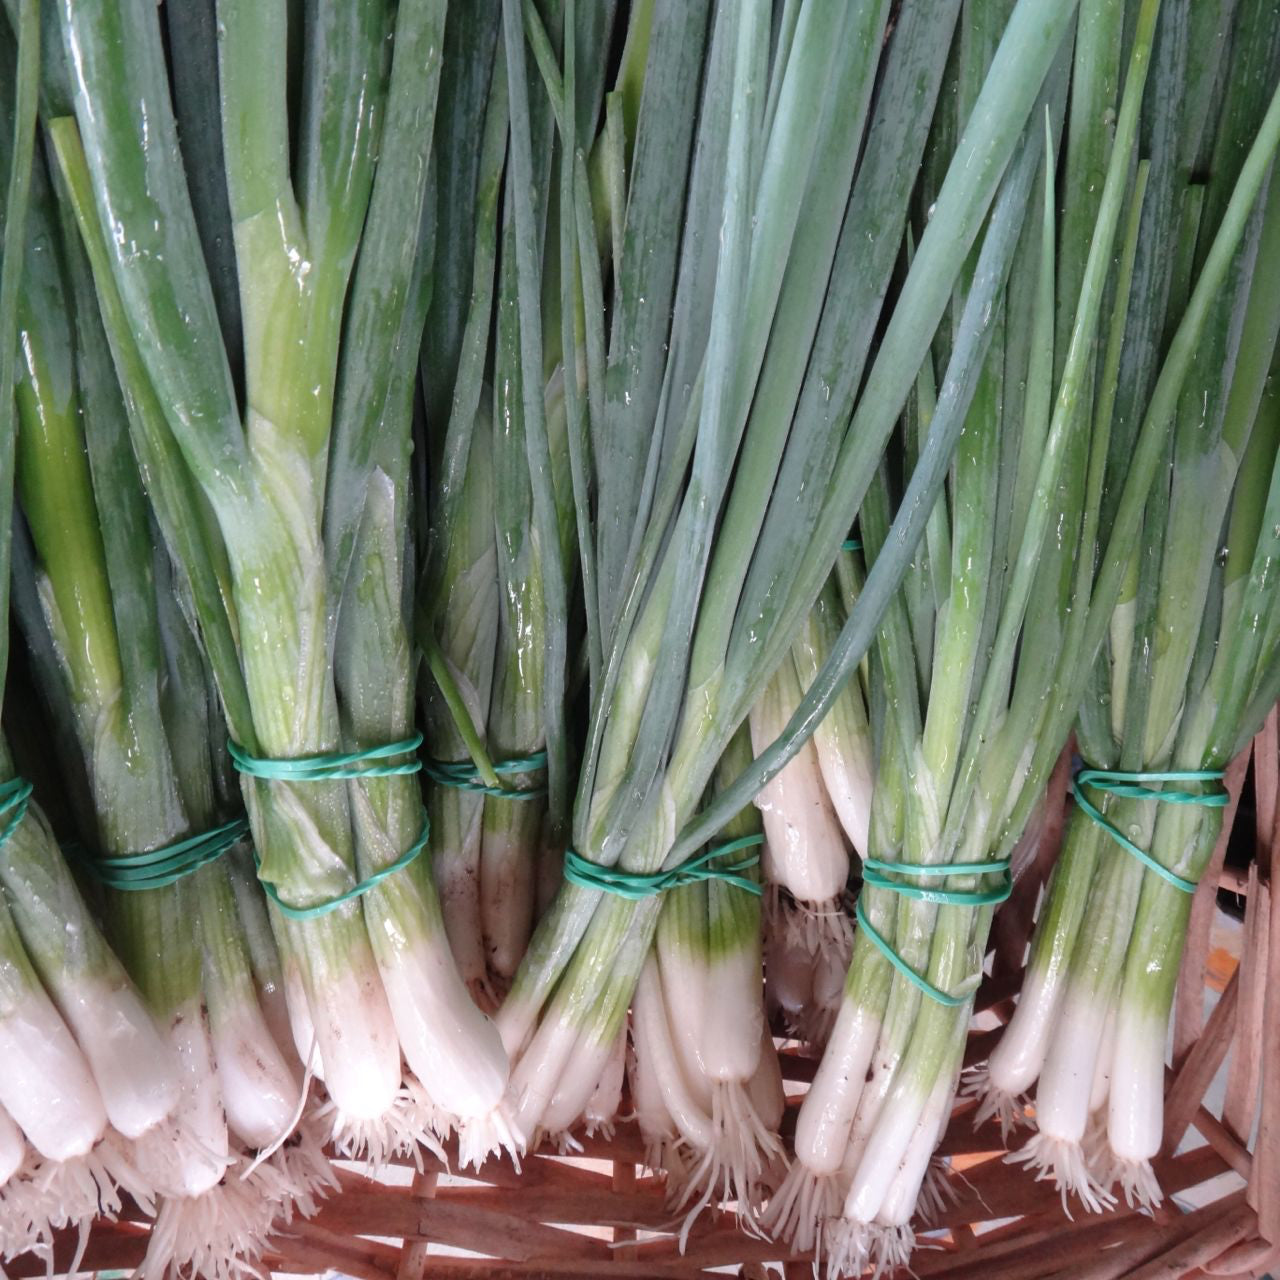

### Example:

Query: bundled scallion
xmin=977 ymin=0 xmax=1280 ymax=1210
xmin=7 ymin=89 xmax=341 ymax=1270
xmin=55 ymin=0 xmax=510 ymax=1151
xmin=485 ymin=2 xmax=1094 ymax=1218
xmin=767 ymin=0 xmax=1280 ymax=1268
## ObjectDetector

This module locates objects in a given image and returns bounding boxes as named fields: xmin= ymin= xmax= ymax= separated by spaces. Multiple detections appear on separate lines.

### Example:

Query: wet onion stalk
xmin=753 ymin=565 xmax=874 ymax=1046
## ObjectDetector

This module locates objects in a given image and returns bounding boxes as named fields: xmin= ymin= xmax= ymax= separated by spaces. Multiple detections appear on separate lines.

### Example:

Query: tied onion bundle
xmin=0 ymin=21 xmax=174 ymax=1265
xmin=53 ymin=0 xmax=510 ymax=1152
xmin=0 ymin=11 xmax=175 ymax=1242
xmin=768 ymin=0 xmax=1280 ymax=1268
xmin=481 ymin=0 xmax=1097 ymax=1212
xmin=976 ymin=0 xmax=1280 ymax=1213
xmin=417 ymin=5 xmax=583 ymax=1005
xmin=5 ymin=53 xmax=333 ymax=1265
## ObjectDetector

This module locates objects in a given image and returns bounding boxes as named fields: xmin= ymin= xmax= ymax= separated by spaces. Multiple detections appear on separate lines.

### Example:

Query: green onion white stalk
xmin=581 ymin=1027 xmax=627 ymax=1139
xmin=0 ymin=1108 xmax=22 ymax=1190
xmin=629 ymin=729 xmax=783 ymax=1227
xmin=0 ymin=898 xmax=104 ymax=1165
xmin=750 ymin=649 xmax=855 ymax=1044
xmin=153 ymin=561 xmax=305 ymax=1153
xmin=755 ymin=566 xmax=875 ymax=1045
xmin=793 ymin=568 xmax=875 ymax=862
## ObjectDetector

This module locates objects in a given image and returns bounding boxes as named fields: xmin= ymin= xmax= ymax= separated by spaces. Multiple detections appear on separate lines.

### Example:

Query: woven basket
xmin=9 ymin=723 xmax=1279 ymax=1280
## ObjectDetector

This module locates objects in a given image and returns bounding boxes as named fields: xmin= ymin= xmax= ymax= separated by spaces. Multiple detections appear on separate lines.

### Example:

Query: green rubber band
xmin=254 ymin=808 xmax=431 ymax=920
xmin=861 ymin=854 xmax=1013 ymax=907
xmin=855 ymin=895 xmax=969 ymax=1008
xmin=0 ymin=778 xmax=33 ymax=849
xmin=842 ymin=538 xmax=862 ymax=551
xmin=1073 ymin=767 xmax=1227 ymax=895
xmin=853 ymin=854 xmax=1009 ymax=1005
xmin=423 ymin=751 xmax=547 ymax=799
xmin=228 ymin=733 xmax=423 ymax=781
xmin=75 ymin=816 xmax=251 ymax=892
xmin=563 ymin=833 xmax=764 ymax=900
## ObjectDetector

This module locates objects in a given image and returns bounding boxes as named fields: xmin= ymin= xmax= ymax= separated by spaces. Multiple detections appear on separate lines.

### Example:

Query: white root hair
xmin=139 ymin=1119 xmax=337 ymax=1280
xmin=760 ymin=1159 xmax=844 ymax=1253
xmin=1103 ymin=1157 xmax=1163 ymax=1211
xmin=0 ymin=1130 xmax=153 ymax=1261
xmin=642 ymin=1135 xmax=695 ymax=1192
xmin=764 ymin=888 xmax=854 ymax=1048
xmin=547 ymin=1129 xmax=584 ymax=1156
xmin=963 ymin=1064 xmax=1031 ymax=1144
xmin=456 ymin=1098 xmax=522 ymax=1172
xmin=324 ymin=1078 xmax=448 ymax=1174
xmin=668 ymin=1082 xmax=785 ymax=1247
xmin=583 ymin=1114 xmax=616 ymax=1142
xmin=915 ymin=1155 xmax=959 ymax=1224
xmin=822 ymin=1220 xmax=915 ymax=1280
xmin=1005 ymin=1131 xmax=1116 ymax=1216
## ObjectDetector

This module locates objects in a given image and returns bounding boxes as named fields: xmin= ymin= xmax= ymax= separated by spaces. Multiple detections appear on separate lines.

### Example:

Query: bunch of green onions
xmin=767 ymin=0 xmax=1280 ymax=1268
xmin=0 ymin=15 xmax=179 ymax=1254
xmin=1 ymin=22 xmax=337 ymax=1262
xmin=977 ymin=0 xmax=1280 ymax=1212
xmin=0 ymin=1 xmax=1278 ymax=1276
xmin=53 ymin=0 xmax=510 ymax=1159
xmin=416 ymin=5 xmax=582 ymax=1007
xmin=482 ymin=0 xmax=1117 ymax=1208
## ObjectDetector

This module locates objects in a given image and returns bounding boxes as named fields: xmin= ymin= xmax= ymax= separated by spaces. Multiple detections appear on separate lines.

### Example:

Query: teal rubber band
xmin=423 ymin=751 xmax=548 ymax=799
xmin=861 ymin=854 xmax=1013 ymax=907
xmin=842 ymin=538 xmax=862 ymax=552
xmin=563 ymin=833 xmax=764 ymax=900
xmin=254 ymin=808 xmax=430 ymax=921
xmin=0 ymin=778 xmax=33 ymax=849
xmin=76 ymin=817 xmax=251 ymax=892
xmin=1073 ymin=767 xmax=1227 ymax=895
xmin=855 ymin=895 xmax=968 ymax=1008
xmin=229 ymin=733 xmax=423 ymax=781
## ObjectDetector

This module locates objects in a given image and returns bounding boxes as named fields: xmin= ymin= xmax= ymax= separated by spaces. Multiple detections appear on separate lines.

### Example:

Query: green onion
xmin=483 ymin=0 xmax=1080 ymax=1188
xmin=983 ymin=0 xmax=1280 ymax=1209
xmin=55 ymin=0 xmax=512 ymax=1152
xmin=634 ymin=726 xmax=782 ymax=1228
